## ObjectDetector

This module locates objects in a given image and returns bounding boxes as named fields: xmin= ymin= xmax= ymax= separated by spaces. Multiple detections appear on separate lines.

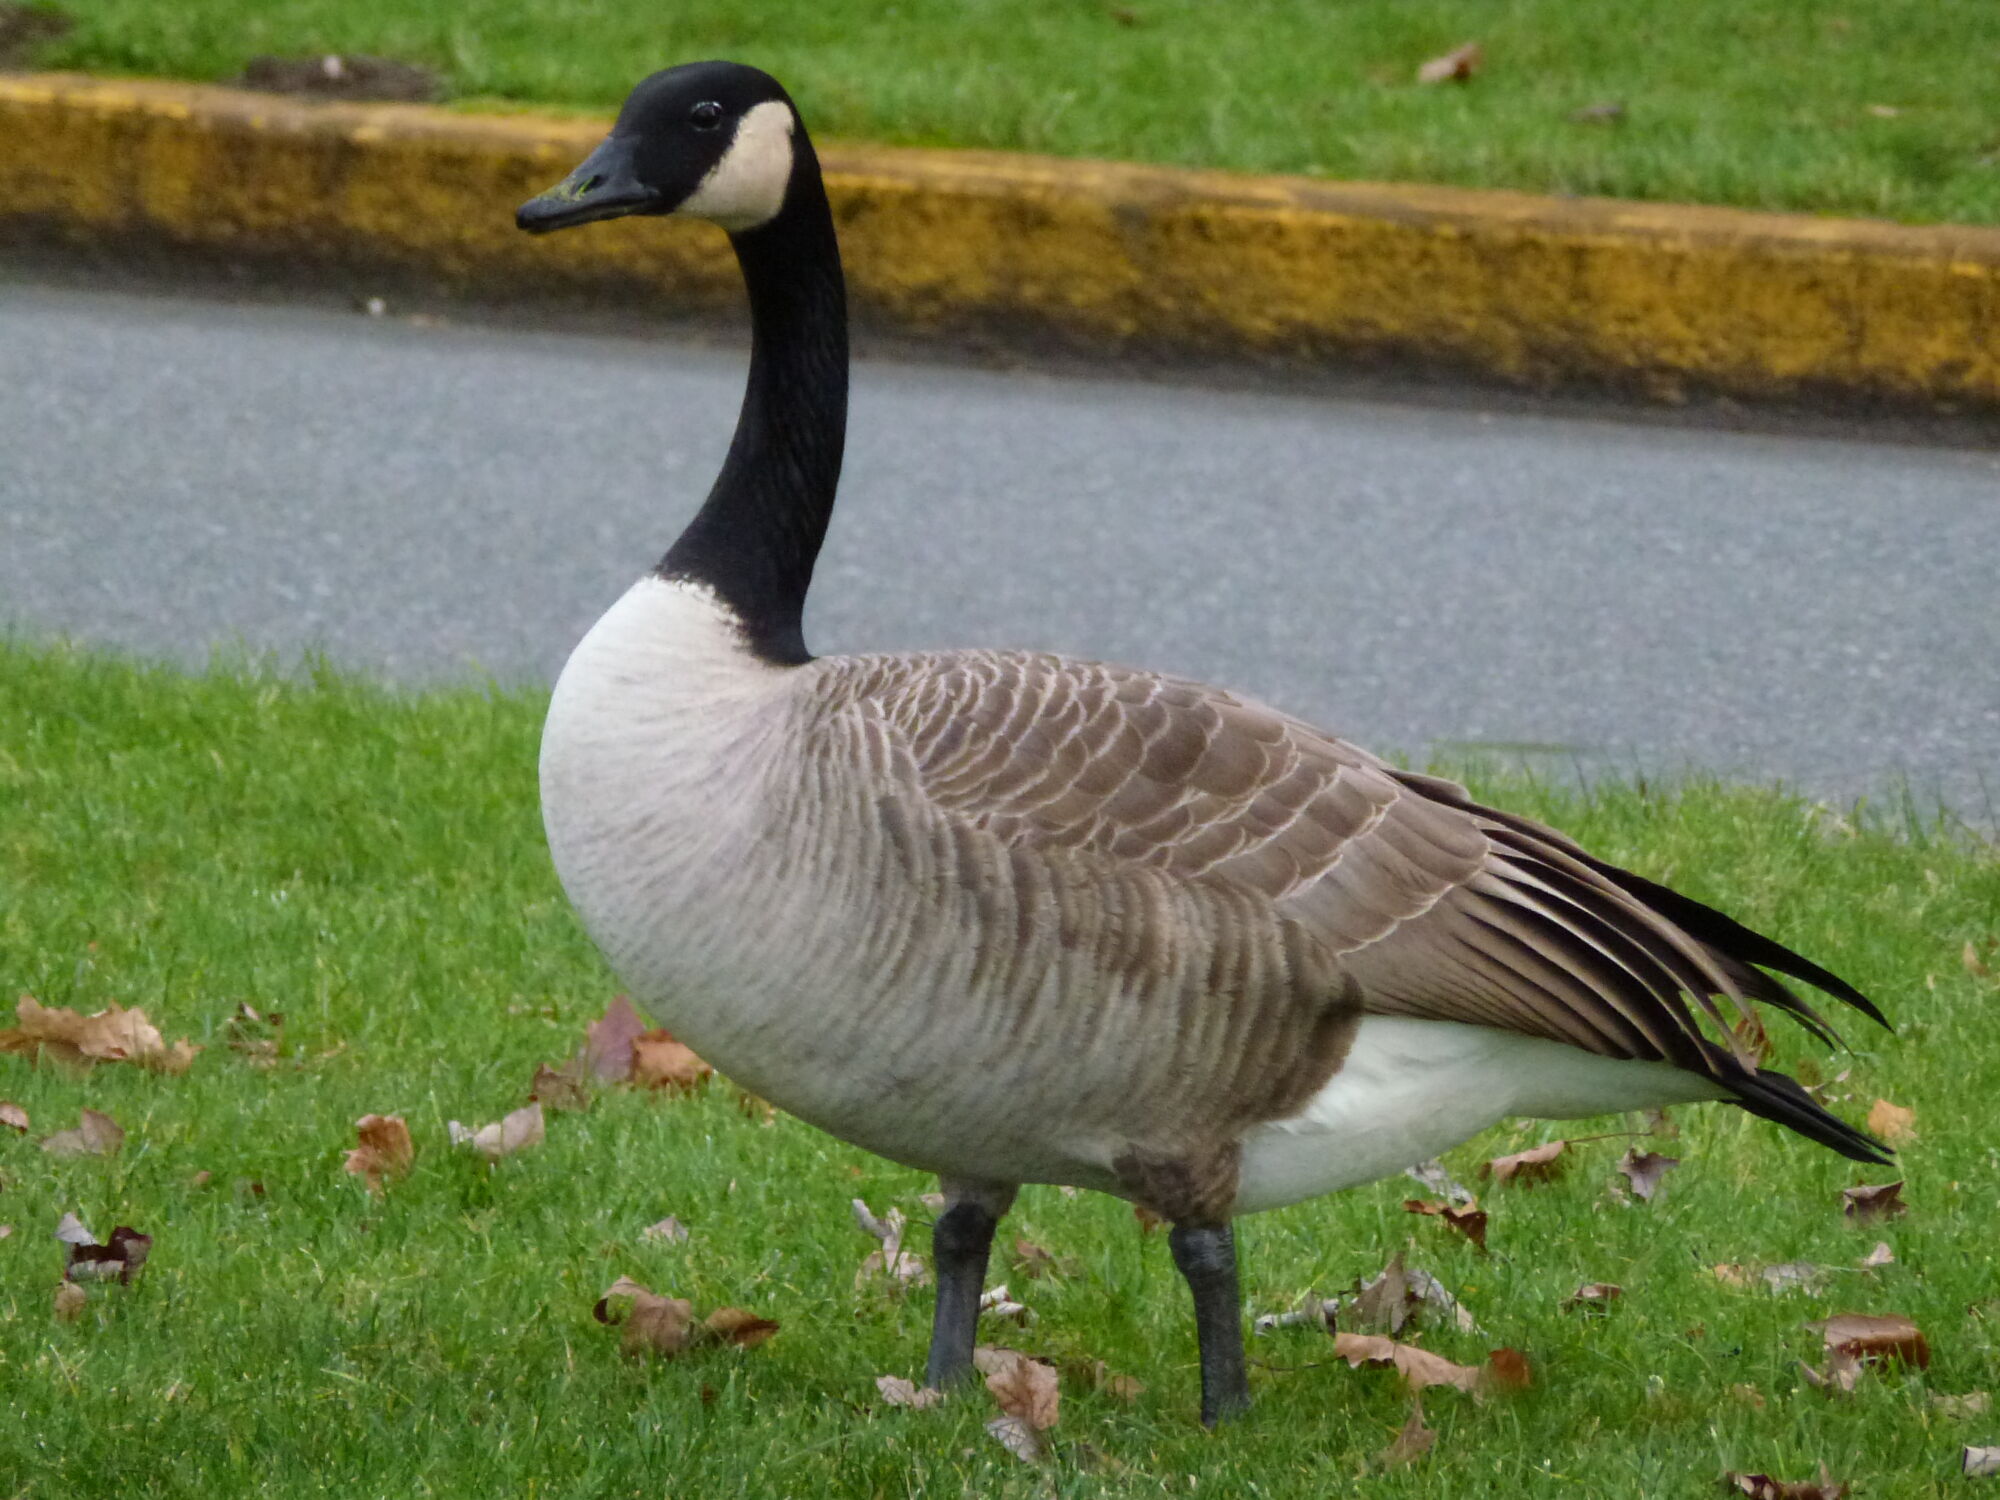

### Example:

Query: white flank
xmin=680 ymin=100 xmax=797 ymax=231
xmin=1233 ymin=1016 xmax=1728 ymax=1214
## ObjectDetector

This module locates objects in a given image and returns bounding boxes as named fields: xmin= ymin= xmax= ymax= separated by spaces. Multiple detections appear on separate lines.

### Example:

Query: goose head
xmin=517 ymin=61 xmax=801 ymax=236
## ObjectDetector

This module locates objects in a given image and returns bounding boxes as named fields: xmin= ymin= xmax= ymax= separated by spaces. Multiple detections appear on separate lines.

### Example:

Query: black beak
xmin=517 ymin=135 xmax=662 ymax=233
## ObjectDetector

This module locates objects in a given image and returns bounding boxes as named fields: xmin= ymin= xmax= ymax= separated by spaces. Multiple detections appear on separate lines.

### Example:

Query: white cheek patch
xmin=679 ymin=100 xmax=797 ymax=232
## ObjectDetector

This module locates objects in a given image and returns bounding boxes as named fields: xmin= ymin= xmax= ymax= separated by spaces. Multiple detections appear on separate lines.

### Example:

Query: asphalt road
xmin=4 ymin=278 xmax=1997 ymax=820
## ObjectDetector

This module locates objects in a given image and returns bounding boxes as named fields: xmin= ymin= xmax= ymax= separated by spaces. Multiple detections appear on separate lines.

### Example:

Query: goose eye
xmin=689 ymin=101 xmax=725 ymax=131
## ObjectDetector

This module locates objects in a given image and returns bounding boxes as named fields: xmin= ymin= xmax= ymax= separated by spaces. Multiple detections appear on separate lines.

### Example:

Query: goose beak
xmin=517 ymin=135 xmax=661 ymax=233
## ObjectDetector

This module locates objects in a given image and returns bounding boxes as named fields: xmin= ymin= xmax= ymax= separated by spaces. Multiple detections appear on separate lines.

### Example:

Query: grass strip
xmin=20 ymin=0 xmax=2000 ymax=227
xmin=2 ymin=638 xmax=1996 ymax=1497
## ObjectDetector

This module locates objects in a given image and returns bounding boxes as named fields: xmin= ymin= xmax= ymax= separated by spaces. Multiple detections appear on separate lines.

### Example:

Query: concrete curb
xmin=6 ymin=73 xmax=2000 ymax=412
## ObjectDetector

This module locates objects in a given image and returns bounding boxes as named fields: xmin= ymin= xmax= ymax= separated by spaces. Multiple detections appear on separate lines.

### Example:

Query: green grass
xmin=19 ymin=0 xmax=2000 ymax=225
xmin=2 ymin=637 xmax=1997 ymax=1498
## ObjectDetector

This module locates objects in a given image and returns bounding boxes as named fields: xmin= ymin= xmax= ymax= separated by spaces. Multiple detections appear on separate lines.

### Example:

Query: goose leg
xmin=924 ymin=1178 xmax=1017 ymax=1390
xmin=1169 ymin=1221 xmax=1251 ymax=1425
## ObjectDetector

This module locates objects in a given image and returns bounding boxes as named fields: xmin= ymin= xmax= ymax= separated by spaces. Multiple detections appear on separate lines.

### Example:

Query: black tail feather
xmin=1726 ymin=1064 xmax=1893 ymax=1166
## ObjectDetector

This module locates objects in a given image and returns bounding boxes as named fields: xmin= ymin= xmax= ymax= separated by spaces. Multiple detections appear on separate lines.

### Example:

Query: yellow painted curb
xmin=7 ymin=73 xmax=2000 ymax=409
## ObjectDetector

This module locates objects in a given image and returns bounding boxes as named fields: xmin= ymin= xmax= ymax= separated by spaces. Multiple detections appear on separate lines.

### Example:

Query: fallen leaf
xmin=1712 ymin=1263 xmax=1753 ymax=1290
xmin=986 ymin=1415 xmax=1048 ymax=1464
xmin=641 ymin=1216 xmax=690 ymax=1245
xmin=702 ymin=1306 xmax=780 ymax=1349
xmin=41 ymin=1108 xmax=124 ymax=1158
xmin=1484 ymin=1347 xmax=1533 ymax=1392
xmin=975 ymin=1346 xmax=1060 ymax=1431
xmin=53 ymin=1281 xmax=86 ymax=1322
xmin=528 ymin=1059 xmax=590 ymax=1112
xmin=1402 ymin=1197 xmax=1489 ymax=1252
xmin=1859 ymin=1242 xmax=1895 ymax=1269
xmin=1726 ymin=1466 xmax=1850 ymax=1499
xmin=1011 ymin=1237 xmax=1066 ymax=1279
xmin=54 ymin=1212 xmax=96 ymax=1246
xmin=1405 ymin=1159 xmax=1477 ymax=1205
xmin=1616 ymin=1148 xmax=1680 ymax=1202
xmin=1253 ymin=1298 xmax=1338 ymax=1335
xmin=581 ymin=995 xmax=647 ymax=1082
xmin=1964 ymin=1446 xmax=2000 ymax=1477
xmin=1800 ymin=1347 xmax=1865 ymax=1395
xmin=1931 ymin=1390 xmax=1991 ymax=1419
xmin=1416 ymin=41 xmax=1482 ymax=84
xmin=852 ymin=1199 xmax=929 ymax=1290
xmin=0 ymin=1100 xmax=27 ymax=1133
xmin=1378 ymin=1399 xmax=1436 ymax=1468
xmin=1349 ymin=1253 xmax=1414 ymax=1334
xmin=448 ymin=1102 xmax=545 ymax=1162
xmin=631 ymin=1030 xmax=713 ymax=1092
xmin=1864 ymin=1099 xmax=1916 ymax=1145
xmin=0 ymin=996 xmax=198 ymax=1073
xmin=1810 ymin=1312 xmax=1931 ymax=1370
xmin=1840 ymin=1181 xmax=1907 ymax=1223
xmin=1482 ymin=1139 xmax=1567 ymax=1187
xmin=1564 ymin=1282 xmax=1623 ymax=1312
xmin=596 ymin=1277 xmax=697 ymax=1356
xmin=979 ymin=1283 xmax=1034 ymax=1325
xmin=64 ymin=1225 xmax=152 ymax=1285
xmin=1329 ymin=1331 xmax=1485 ymax=1394
xmin=875 ymin=1374 xmax=943 ymax=1410
xmin=343 ymin=1113 xmax=413 ymax=1192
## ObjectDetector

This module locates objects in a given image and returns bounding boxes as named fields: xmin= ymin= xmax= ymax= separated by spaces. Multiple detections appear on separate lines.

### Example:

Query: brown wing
xmin=831 ymin=648 xmax=1887 ymax=1161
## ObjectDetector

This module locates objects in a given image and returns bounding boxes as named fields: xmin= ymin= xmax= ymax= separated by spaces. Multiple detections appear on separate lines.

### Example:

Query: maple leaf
xmin=1858 ymin=1242 xmax=1895 ymax=1269
xmin=595 ymin=1276 xmax=697 ymax=1356
xmin=1615 ymin=1148 xmax=1680 ymax=1202
xmin=975 ymin=1347 xmax=1059 ymax=1462
xmin=875 ymin=1374 xmax=943 ymax=1410
xmin=1840 ymin=1181 xmax=1907 ymax=1223
xmin=632 ymin=1030 xmax=713 ymax=1092
xmin=1402 ymin=1196 xmax=1489 ymax=1252
xmin=0 ymin=996 xmax=197 ymax=1073
xmin=1482 ymin=1139 xmax=1567 ymax=1186
xmin=580 ymin=995 xmax=647 ymax=1082
xmin=1331 ymin=1331 xmax=1484 ymax=1393
xmin=63 ymin=1223 xmax=152 ymax=1284
xmin=528 ymin=1059 xmax=590 ymax=1112
xmin=447 ymin=1102 xmax=545 ymax=1162
xmin=41 ymin=1108 xmax=124 ymax=1158
xmin=1563 ymin=1282 xmax=1623 ymax=1313
xmin=1378 ymin=1399 xmax=1437 ymax=1468
xmin=1415 ymin=41 xmax=1482 ymax=84
xmin=1726 ymin=1466 xmax=1850 ymax=1499
xmin=1343 ymin=1254 xmax=1476 ymax=1335
xmin=1810 ymin=1312 xmax=1931 ymax=1370
xmin=1863 ymin=1099 xmax=1916 ymax=1145
xmin=702 ymin=1307 xmax=780 ymax=1349
xmin=343 ymin=1114 xmax=413 ymax=1193
xmin=0 ymin=1100 xmax=27 ymax=1133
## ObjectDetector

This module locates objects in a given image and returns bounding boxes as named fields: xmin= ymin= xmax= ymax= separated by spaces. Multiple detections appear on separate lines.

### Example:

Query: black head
xmin=517 ymin=62 xmax=802 ymax=235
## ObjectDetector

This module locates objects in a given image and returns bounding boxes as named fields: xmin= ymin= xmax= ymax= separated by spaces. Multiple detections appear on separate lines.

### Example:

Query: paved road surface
xmin=4 ymin=278 xmax=1996 ymax=820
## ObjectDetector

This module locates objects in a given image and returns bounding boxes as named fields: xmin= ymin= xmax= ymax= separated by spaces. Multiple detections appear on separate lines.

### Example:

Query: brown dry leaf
xmin=1416 ymin=41 xmax=1482 ymax=84
xmin=1011 ymin=1237 xmax=1066 ymax=1279
xmin=1616 ymin=1148 xmax=1681 ymax=1202
xmin=1964 ymin=1446 xmax=2000 ymax=1477
xmin=1712 ymin=1263 xmax=1753 ymax=1290
xmin=1800 ymin=1346 xmax=1865 ymax=1395
xmin=1726 ymin=1466 xmax=1850 ymax=1499
xmin=986 ymin=1415 xmax=1048 ymax=1464
xmin=343 ymin=1113 xmax=413 ymax=1192
xmin=64 ymin=1224 xmax=152 ymax=1285
xmin=1349 ymin=1253 xmax=1413 ymax=1334
xmin=875 ymin=1374 xmax=943 ymax=1410
xmin=1483 ymin=1139 xmax=1567 ymax=1187
xmin=975 ymin=1346 xmax=1060 ymax=1430
xmin=0 ymin=1100 xmax=27 ymax=1133
xmin=1965 ymin=939 xmax=1993 ymax=979
xmin=0 ymin=996 xmax=198 ymax=1074
xmin=1402 ymin=1197 xmax=1490 ymax=1252
xmin=1840 ymin=1180 xmax=1907 ymax=1223
xmin=1564 ymin=1282 xmax=1623 ymax=1313
xmin=41 ymin=1108 xmax=124 ymax=1158
xmin=1859 ymin=1241 xmax=1895 ymax=1269
xmin=528 ymin=1059 xmax=591 ymax=1113
xmin=1485 ymin=1347 xmax=1533 ymax=1392
xmin=1378 ymin=1399 xmax=1436 ymax=1468
xmin=631 ymin=1030 xmax=713 ymax=1092
xmin=641 ymin=1216 xmax=690 ymax=1245
xmin=594 ymin=1276 xmax=696 ymax=1356
xmin=702 ymin=1306 xmax=780 ymax=1349
xmin=581 ymin=995 xmax=647 ymax=1082
xmin=1931 ymin=1390 xmax=1991 ymax=1419
xmin=1864 ymin=1099 xmax=1916 ymax=1145
xmin=1329 ymin=1331 xmax=1485 ymax=1395
xmin=53 ymin=1281 xmax=86 ymax=1323
xmin=448 ymin=1102 xmax=545 ymax=1162
xmin=1811 ymin=1312 xmax=1931 ymax=1370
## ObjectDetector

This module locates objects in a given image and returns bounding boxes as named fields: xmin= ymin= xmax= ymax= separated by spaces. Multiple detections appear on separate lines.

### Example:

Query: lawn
xmin=18 ymin=0 xmax=2000 ymax=226
xmin=2 ymin=638 xmax=1997 ymax=1498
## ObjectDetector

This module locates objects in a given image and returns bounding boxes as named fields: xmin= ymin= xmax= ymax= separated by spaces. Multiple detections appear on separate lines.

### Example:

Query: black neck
xmin=658 ymin=138 xmax=848 ymax=665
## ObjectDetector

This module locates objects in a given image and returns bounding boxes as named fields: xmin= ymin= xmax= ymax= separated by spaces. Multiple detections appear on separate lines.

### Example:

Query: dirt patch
xmin=239 ymin=54 xmax=442 ymax=103
xmin=0 ymin=3 xmax=72 ymax=68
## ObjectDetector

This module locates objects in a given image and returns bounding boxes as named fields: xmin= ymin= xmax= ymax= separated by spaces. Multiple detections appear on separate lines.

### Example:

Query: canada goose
xmin=518 ymin=61 xmax=1890 ymax=1426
